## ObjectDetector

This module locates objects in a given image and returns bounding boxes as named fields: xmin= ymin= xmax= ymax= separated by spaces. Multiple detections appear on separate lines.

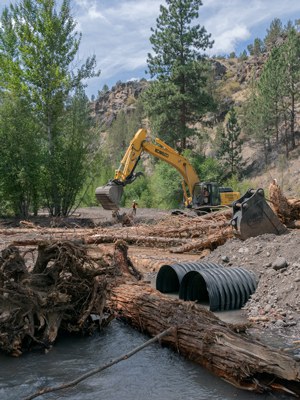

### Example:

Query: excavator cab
xmin=192 ymin=182 xmax=221 ymax=207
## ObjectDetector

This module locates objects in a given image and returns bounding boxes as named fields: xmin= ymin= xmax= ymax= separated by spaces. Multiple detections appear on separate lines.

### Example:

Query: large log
xmin=109 ymin=283 xmax=300 ymax=396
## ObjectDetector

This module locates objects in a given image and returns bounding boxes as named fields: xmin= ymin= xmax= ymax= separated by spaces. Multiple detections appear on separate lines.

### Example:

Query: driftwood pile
xmin=87 ymin=210 xmax=233 ymax=254
xmin=0 ymin=240 xmax=140 ymax=357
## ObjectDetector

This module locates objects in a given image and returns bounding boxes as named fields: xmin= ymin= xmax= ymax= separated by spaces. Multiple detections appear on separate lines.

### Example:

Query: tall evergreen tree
xmin=242 ymin=90 xmax=273 ymax=165
xmin=217 ymin=108 xmax=243 ymax=177
xmin=258 ymin=47 xmax=284 ymax=149
xmin=264 ymin=18 xmax=283 ymax=50
xmin=279 ymin=28 xmax=300 ymax=151
xmin=143 ymin=0 xmax=214 ymax=150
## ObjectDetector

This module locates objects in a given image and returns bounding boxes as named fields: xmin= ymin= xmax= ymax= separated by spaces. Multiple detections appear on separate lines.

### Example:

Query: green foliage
xmin=223 ymin=175 xmax=251 ymax=195
xmin=217 ymin=108 xmax=243 ymax=178
xmin=243 ymin=25 xmax=300 ymax=160
xmin=149 ymin=161 xmax=183 ymax=209
xmin=264 ymin=18 xmax=283 ymax=50
xmin=107 ymin=100 xmax=144 ymax=165
xmin=98 ymin=84 xmax=109 ymax=98
xmin=143 ymin=0 xmax=215 ymax=150
xmin=0 ymin=93 xmax=42 ymax=217
xmin=0 ymin=0 xmax=99 ymax=216
xmin=80 ymin=150 xmax=114 ymax=207
xmin=123 ymin=175 xmax=152 ymax=208
xmin=238 ymin=50 xmax=248 ymax=61
xmin=248 ymin=38 xmax=265 ymax=56
xmin=44 ymin=88 xmax=96 ymax=215
xmin=197 ymin=157 xmax=223 ymax=183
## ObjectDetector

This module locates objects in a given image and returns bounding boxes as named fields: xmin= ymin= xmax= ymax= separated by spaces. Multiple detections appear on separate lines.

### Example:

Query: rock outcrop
xmin=91 ymin=80 xmax=149 ymax=127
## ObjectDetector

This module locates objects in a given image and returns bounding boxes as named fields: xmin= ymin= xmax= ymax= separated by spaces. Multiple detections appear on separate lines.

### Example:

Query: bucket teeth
xmin=231 ymin=188 xmax=287 ymax=240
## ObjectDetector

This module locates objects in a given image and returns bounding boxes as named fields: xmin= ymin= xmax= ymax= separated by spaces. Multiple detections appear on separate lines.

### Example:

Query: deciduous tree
xmin=0 ymin=0 xmax=100 ymax=216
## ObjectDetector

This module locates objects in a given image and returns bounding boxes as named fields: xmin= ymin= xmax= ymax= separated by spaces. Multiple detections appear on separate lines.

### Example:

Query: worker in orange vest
xmin=132 ymin=200 xmax=138 ymax=216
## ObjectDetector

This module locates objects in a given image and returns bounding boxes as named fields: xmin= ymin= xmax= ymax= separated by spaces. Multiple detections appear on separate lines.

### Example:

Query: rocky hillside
xmin=91 ymin=56 xmax=300 ymax=197
xmin=91 ymin=56 xmax=266 ymax=128
xmin=91 ymin=79 xmax=149 ymax=127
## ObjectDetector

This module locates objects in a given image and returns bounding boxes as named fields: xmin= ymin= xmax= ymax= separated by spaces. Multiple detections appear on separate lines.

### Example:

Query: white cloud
xmin=2 ymin=0 xmax=300 ymax=96
xmin=204 ymin=0 xmax=300 ymax=54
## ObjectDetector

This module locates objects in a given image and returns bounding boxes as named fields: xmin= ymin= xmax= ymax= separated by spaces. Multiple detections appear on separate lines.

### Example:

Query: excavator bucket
xmin=231 ymin=188 xmax=287 ymax=240
xmin=95 ymin=182 xmax=124 ymax=210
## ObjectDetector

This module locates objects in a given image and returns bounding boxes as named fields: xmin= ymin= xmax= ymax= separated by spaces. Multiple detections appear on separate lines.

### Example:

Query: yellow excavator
xmin=95 ymin=128 xmax=240 ymax=213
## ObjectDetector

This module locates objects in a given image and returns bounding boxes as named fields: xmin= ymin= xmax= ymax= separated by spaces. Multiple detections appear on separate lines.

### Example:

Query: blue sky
xmin=1 ymin=0 xmax=300 ymax=98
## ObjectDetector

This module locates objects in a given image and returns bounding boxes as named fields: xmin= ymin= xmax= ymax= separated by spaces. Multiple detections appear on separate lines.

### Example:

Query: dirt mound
xmin=204 ymin=230 xmax=300 ymax=340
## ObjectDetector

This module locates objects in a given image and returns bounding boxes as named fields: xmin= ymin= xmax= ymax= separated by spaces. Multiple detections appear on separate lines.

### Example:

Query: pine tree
xmin=143 ymin=0 xmax=214 ymax=150
xmin=264 ymin=18 xmax=283 ymax=50
xmin=217 ymin=108 xmax=243 ymax=177
xmin=279 ymin=28 xmax=300 ymax=151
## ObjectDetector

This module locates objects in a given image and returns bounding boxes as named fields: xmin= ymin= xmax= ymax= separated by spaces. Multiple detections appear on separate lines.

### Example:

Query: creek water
xmin=0 ymin=320 xmax=291 ymax=400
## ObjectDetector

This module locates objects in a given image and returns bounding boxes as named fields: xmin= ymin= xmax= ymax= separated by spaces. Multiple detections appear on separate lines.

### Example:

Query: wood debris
xmin=0 ymin=240 xmax=139 ymax=356
xmin=269 ymin=179 xmax=300 ymax=225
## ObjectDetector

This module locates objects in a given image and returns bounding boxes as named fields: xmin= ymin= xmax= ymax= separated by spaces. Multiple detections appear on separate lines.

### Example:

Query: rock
xmin=274 ymin=319 xmax=285 ymax=327
xmin=264 ymin=304 xmax=272 ymax=313
xmin=272 ymin=257 xmax=288 ymax=271
xmin=221 ymin=255 xmax=229 ymax=263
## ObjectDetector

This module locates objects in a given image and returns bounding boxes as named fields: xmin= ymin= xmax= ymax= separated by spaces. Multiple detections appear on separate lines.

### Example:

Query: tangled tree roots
xmin=269 ymin=179 xmax=300 ymax=224
xmin=0 ymin=240 xmax=133 ymax=357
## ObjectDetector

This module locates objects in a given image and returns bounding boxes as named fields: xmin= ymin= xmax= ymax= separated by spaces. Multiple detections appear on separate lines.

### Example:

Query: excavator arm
xmin=95 ymin=128 xmax=200 ymax=210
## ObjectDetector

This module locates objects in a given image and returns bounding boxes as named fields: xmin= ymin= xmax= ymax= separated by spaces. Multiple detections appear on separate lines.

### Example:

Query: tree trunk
xmin=109 ymin=283 xmax=300 ymax=396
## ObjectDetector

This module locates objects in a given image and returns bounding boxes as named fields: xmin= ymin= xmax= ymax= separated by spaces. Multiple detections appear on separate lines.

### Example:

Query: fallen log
xmin=170 ymin=228 xmax=233 ymax=253
xmin=85 ymin=233 xmax=190 ymax=247
xmin=109 ymin=282 xmax=300 ymax=396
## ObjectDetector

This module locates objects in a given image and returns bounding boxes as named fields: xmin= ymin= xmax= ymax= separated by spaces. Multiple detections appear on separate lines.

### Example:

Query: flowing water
xmin=0 ymin=320 xmax=292 ymax=400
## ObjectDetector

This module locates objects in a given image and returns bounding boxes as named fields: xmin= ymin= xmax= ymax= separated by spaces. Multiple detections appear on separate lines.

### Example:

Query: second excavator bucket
xmin=231 ymin=188 xmax=287 ymax=240
xmin=95 ymin=182 xmax=124 ymax=210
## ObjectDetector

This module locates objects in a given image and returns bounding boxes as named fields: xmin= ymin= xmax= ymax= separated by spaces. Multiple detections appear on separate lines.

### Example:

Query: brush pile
xmin=88 ymin=210 xmax=233 ymax=254
xmin=0 ymin=240 xmax=139 ymax=357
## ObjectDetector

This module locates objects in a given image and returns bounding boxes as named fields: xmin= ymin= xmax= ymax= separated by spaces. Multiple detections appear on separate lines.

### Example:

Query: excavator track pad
xmin=231 ymin=188 xmax=287 ymax=240
xmin=95 ymin=182 xmax=124 ymax=210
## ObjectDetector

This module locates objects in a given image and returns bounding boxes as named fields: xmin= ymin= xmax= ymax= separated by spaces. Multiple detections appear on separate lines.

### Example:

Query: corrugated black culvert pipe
xmin=179 ymin=266 xmax=257 ymax=311
xmin=156 ymin=261 xmax=257 ymax=311
xmin=155 ymin=261 xmax=219 ymax=293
